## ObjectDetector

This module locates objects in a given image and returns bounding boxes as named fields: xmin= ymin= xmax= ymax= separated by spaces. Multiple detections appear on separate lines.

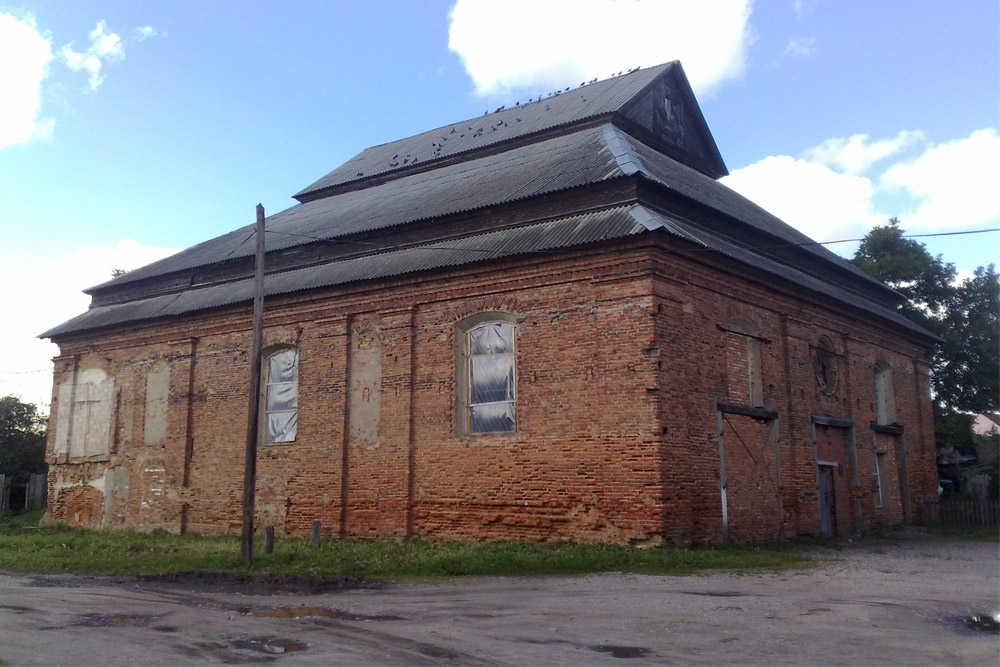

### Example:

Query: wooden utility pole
xmin=241 ymin=204 xmax=266 ymax=562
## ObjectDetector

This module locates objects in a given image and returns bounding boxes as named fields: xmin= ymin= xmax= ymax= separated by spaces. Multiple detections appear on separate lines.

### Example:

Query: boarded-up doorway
xmin=817 ymin=463 xmax=837 ymax=536
xmin=812 ymin=416 xmax=859 ymax=537
xmin=716 ymin=401 xmax=783 ymax=542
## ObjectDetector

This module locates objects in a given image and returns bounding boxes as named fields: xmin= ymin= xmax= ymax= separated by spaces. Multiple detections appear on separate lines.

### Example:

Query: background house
xmin=41 ymin=62 xmax=939 ymax=543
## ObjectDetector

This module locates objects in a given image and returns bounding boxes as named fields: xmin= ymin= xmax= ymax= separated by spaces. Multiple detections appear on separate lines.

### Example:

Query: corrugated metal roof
xmin=43 ymin=207 xmax=648 ymax=338
xmin=644 ymin=211 xmax=937 ymax=340
xmin=44 ymin=201 xmax=933 ymax=342
xmin=294 ymin=63 xmax=673 ymax=199
xmin=99 ymin=126 xmax=624 ymax=289
xmin=616 ymin=128 xmax=899 ymax=296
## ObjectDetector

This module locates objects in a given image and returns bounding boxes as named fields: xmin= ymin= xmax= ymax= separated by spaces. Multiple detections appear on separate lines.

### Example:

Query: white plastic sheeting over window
xmin=468 ymin=323 xmax=515 ymax=433
xmin=265 ymin=348 xmax=298 ymax=443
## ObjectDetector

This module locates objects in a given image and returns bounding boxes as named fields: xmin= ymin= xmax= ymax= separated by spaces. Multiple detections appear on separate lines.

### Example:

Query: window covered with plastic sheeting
xmin=264 ymin=348 xmax=298 ymax=443
xmin=468 ymin=322 xmax=516 ymax=433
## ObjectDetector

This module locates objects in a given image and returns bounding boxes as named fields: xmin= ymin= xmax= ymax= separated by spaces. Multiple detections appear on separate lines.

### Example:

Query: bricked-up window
xmin=874 ymin=361 xmax=896 ymax=424
xmin=264 ymin=348 xmax=298 ymax=443
xmin=468 ymin=322 xmax=516 ymax=433
xmin=723 ymin=318 xmax=763 ymax=407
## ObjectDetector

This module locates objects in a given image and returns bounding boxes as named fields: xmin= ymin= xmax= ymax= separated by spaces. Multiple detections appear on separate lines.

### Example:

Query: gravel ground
xmin=0 ymin=528 xmax=997 ymax=665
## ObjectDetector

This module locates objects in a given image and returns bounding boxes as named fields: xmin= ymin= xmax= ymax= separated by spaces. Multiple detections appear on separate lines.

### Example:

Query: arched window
xmin=812 ymin=336 xmax=840 ymax=396
xmin=455 ymin=314 xmax=517 ymax=435
xmin=874 ymin=360 xmax=895 ymax=425
xmin=263 ymin=347 xmax=298 ymax=443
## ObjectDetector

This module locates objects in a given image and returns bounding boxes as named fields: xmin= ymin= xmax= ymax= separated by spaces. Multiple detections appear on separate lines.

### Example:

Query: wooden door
xmin=818 ymin=465 xmax=837 ymax=537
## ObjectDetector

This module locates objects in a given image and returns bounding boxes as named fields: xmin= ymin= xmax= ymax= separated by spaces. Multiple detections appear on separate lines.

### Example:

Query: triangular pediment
xmin=618 ymin=63 xmax=728 ymax=179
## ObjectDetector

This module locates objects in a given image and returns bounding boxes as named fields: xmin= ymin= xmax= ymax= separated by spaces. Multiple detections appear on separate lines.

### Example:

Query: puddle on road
xmin=230 ymin=636 xmax=309 ymax=654
xmin=240 ymin=605 xmax=403 ymax=621
xmin=589 ymin=645 xmax=650 ymax=659
xmin=961 ymin=614 xmax=999 ymax=634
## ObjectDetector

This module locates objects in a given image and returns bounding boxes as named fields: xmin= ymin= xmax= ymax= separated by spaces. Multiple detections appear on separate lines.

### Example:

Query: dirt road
xmin=1 ymin=530 xmax=997 ymax=665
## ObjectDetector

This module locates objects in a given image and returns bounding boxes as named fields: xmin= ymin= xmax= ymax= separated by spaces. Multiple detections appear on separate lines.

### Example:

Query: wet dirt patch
xmin=960 ymin=614 xmax=999 ymax=634
xmin=74 ymin=613 xmax=156 ymax=628
xmin=0 ymin=604 xmax=33 ymax=613
xmin=681 ymin=590 xmax=748 ymax=598
xmin=134 ymin=570 xmax=379 ymax=595
xmin=589 ymin=644 xmax=650 ymax=659
xmin=230 ymin=636 xmax=309 ymax=654
xmin=239 ymin=605 xmax=403 ymax=621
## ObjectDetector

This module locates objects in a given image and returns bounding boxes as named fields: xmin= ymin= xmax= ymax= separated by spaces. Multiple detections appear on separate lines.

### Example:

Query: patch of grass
xmin=0 ymin=518 xmax=811 ymax=580
xmin=914 ymin=523 xmax=1000 ymax=541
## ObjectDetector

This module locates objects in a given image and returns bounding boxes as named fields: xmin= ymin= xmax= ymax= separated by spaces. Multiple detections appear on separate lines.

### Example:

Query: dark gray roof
xmin=43 ymin=201 xmax=932 ymax=342
xmin=91 ymin=122 xmax=886 ymax=299
xmin=42 ymin=207 xmax=649 ymax=337
xmin=641 ymin=210 xmax=936 ymax=340
xmin=48 ymin=59 xmax=932 ymax=343
xmin=94 ymin=124 xmax=627 ymax=289
xmin=613 ymin=127 xmax=892 ymax=291
xmin=294 ymin=63 xmax=676 ymax=200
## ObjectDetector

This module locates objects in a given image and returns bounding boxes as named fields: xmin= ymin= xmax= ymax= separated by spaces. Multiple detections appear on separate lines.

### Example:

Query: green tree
xmin=851 ymin=217 xmax=956 ymax=336
xmin=0 ymin=396 xmax=47 ymax=484
xmin=852 ymin=220 xmax=999 ymax=461
xmin=937 ymin=264 xmax=999 ymax=413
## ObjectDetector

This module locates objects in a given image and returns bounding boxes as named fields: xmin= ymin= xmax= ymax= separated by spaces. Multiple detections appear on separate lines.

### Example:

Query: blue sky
xmin=1 ymin=0 xmax=997 ymax=407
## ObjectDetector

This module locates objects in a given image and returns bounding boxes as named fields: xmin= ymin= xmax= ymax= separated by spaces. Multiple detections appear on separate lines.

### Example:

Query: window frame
xmin=454 ymin=312 xmax=518 ymax=437
xmin=261 ymin=346 xmax=299 ymax=444
xmin=874 ymin=451 xmax=888 ymax=508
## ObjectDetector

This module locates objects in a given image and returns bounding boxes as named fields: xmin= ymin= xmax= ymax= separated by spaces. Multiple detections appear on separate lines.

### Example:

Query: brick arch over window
xmin=261 ymin=345 xmax=299 ymax=444
xmin=455 ymin=312 xmax=517 ymax=437
xmin=874 ymin=359 xmax=896 ymax=425
xmin=723 ymin=317 xmax=763 ymax=407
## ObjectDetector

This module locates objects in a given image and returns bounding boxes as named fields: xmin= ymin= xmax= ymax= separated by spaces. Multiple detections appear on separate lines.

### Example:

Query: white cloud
xmin=448 ymin=0 xmax=754 ymax=97
xmin=0 ymin=12 xmax=55 ymax=149
xmin=721 ymin=155 xmax=881 ymax=244
xmin=784 ymin=37 xmax=815 ymax=57
xmin=61 ymin=20 xmax=126 ymax=90
xmin=0 ymin=241 xmax=179 ymax=410
xmin=879 ymin=128 xmax=1000 ymax=231
xmin=803 ymin=130 xmax=926 ymax=174
xmin=133 ymin=25 xmax=157 ymax=41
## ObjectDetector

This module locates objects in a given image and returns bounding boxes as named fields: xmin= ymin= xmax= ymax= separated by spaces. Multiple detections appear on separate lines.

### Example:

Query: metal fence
xmin=922 ymin=499 xmax=1000 ymax=527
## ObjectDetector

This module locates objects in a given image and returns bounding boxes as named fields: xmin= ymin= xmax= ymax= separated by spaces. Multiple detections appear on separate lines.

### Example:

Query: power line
xmin=261 ymin=224 xmax=1000 ymax=258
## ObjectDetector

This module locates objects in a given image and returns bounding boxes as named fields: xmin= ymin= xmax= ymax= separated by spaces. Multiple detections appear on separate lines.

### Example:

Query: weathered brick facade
xmin=42 ymin=62 xmax=937 ymax=543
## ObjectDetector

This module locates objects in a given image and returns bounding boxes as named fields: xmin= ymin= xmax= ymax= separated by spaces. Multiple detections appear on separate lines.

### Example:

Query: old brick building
xmin=42 ymin=62 xmax=938 ymax=543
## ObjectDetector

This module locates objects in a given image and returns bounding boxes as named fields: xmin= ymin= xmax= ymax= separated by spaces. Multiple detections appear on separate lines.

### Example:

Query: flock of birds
xmin=488 ymin=66 xmax=643 ymax=114
xmin=352 ymin=66 xmax=645 ymax=178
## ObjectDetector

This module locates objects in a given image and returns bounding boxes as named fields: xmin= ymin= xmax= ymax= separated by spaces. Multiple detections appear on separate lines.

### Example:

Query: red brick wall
xmin=44 ymin=242 xmax=937 ymax=544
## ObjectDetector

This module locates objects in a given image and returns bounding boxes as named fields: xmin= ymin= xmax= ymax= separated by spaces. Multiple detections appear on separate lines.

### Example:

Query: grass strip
xmin=0 ymin=512 xmax=809 ymax=580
